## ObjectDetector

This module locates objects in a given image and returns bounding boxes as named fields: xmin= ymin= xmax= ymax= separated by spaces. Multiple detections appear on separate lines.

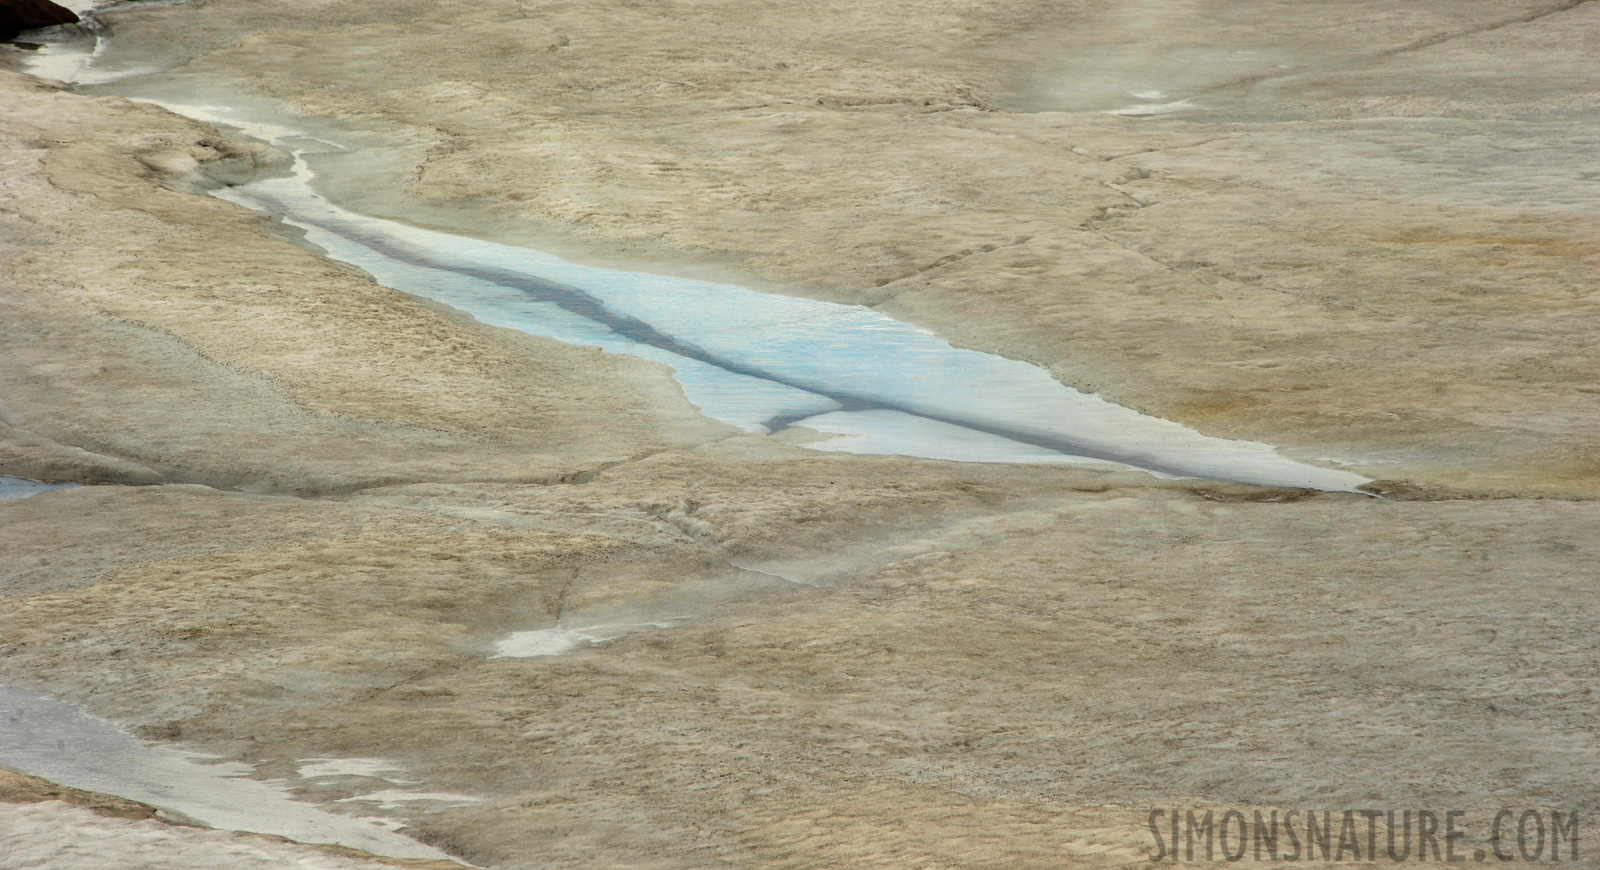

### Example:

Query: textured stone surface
xmin=2 ymin=476 xmax=1595 ymax=868
xmin=0 ymin=1 xmax=1594 ymax=867
xmin=0 ymin=0 xmax=76 ymax=40
xmin=0 ymin=74 xmax=727 ymax=493
xmin=63 ymin=0 xmax=1600 ymax=495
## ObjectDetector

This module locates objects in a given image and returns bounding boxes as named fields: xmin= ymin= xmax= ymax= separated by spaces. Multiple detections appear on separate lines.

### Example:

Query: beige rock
xmin=0 ymin=73 xmax=727 ymax=493
xmin=0 ymin=1 xmax=1594 ymax=867
xmin=3 ymin=475 xmax=1595 ymax=867
xmin=58 ymin=0 xmax=1599 ymax=494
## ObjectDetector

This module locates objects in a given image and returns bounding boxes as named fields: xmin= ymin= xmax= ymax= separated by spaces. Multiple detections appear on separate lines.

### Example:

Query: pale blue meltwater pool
xmin=146 ymin=103 xmax=1368 ymax=491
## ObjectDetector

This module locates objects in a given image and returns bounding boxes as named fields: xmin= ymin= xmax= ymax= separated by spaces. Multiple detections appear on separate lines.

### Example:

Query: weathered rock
xmin=0 ymin=768 xmax=161 ymax=822
xmin=61 ymin=0 xmax=1596 ymax=497
xmin=0 ymin=0 xmax=77 ymax=40
xmin=1 ymin=2 xmax=1595 ymax=868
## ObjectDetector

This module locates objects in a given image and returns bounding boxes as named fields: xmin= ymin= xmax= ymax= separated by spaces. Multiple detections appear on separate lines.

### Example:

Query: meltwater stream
xmin=136 ymin=102 xmax=1364 ymax=492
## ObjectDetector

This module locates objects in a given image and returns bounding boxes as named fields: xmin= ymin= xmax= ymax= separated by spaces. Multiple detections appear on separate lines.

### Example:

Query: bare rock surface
xmin=65 ymin=0 xmax=1600 ymax=494
xmin=0 ymin=73 xmax=727 ymax=493
xmin=2 ymin=476 xmax=1595 ymax=867
xmin=0 ymin=0 xmax=76 ymax=40
xmin=0 ymin=767 xmax=162 ymax=821
xmin=0 ymin=1 xmax=1595 ymax=868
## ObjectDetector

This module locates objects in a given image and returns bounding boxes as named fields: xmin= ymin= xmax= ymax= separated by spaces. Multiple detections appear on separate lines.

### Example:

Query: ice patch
xmin=35 ymin=92 xmax=1368 ymax=493
xmin=1106 ymin=98 xmax=1199 ymax=117
xmin=495 ymin=620 xmax=686 ymax=658
xmin=211 ymin=158 xmax=1363 ymax=490
xmin=18 ymin=32 xmax=154 ymax=87
xmin=795 ymin=409 xmax=1141 ymax=469
xmin=338 ymin=791 xmax=483 ymax=811
xmin=0 ymin=478 xmax=76 ymax=501
xmin=0 ymin=801 xmax=429 ymax=870
xmin=297 ymin=757 xmax=412 ymax=782
xmin=0 ymin=688 xmax=461 ymax=863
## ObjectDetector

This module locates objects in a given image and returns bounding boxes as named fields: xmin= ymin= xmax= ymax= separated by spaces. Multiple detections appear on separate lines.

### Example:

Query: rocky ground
xmin=0 ymin=1 xmax=1595 ymax=868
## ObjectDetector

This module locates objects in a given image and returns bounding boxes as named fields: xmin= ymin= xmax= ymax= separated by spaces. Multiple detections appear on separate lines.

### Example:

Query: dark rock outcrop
xmin=1 ymin=0 xmax=80 ymax=40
